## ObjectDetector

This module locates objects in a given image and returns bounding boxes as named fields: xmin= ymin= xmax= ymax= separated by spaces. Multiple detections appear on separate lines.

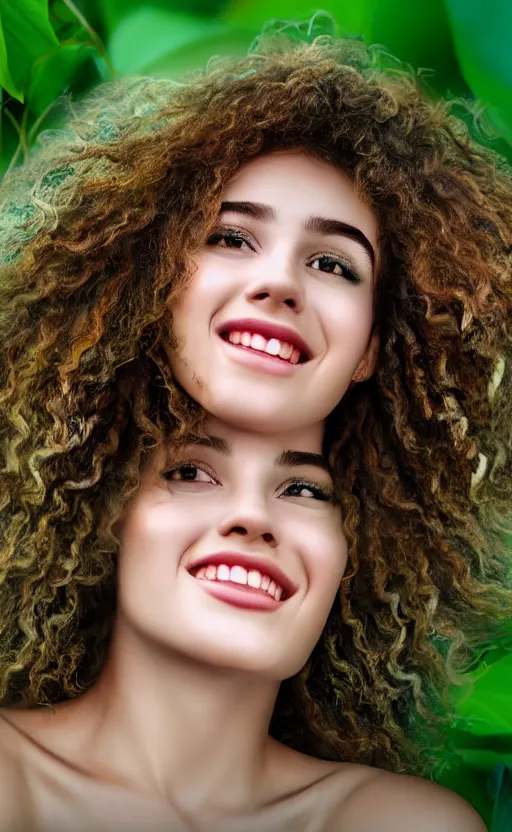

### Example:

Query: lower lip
xmin=195 ymin=578 xmax=282 ymax=611
xmin=220 ymin=338 xmax=301 ymax=378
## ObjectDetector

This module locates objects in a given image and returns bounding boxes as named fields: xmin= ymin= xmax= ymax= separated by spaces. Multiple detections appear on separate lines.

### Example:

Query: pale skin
xmin=0 ymin=419 xmax=485 ymax=831
xmin=166 ymin=150 xmax=380 ymax=434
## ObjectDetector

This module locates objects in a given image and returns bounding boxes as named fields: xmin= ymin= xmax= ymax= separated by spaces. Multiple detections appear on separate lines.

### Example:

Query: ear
xmin=351 ymin=331 xmax=380 ymax=383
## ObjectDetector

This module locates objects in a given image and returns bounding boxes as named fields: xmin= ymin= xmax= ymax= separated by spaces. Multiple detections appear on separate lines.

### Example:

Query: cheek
xmin=298 ymin=518 xmax=348 ymax=600
xmin=177 ymin=258 xmax=233 ymax=319
xmin=321 ymin=289 xmax=374 ymax=351
xmin=118 ymin=504 xmax=197 ymax=593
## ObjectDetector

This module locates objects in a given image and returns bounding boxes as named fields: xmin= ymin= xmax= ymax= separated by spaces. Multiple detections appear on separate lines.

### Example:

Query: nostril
xmin=262 ymin=532 xmax=276 ymax=544
xmin=284 ymin=298 xmax=297 ymax=309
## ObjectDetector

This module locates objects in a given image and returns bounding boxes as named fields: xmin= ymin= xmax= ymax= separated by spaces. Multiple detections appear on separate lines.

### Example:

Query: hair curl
xmin=0 ymin=22 xmax=511 ymax=778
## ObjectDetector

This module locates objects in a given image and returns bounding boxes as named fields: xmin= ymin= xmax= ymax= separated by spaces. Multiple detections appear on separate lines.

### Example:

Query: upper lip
xmin=216 ymin=318 xmax=312 ymax=361
xmin=186 ymin=551 xmax=297 ymax=599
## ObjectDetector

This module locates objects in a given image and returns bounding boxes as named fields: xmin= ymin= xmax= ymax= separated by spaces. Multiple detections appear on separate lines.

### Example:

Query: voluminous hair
xmin=0 ymin=25 xmax=511 ymax=776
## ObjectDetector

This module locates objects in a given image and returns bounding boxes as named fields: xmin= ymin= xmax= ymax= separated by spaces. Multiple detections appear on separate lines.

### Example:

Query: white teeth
xmin=247 ymin=569 xmax=262 ymax=589
xmin=279 ymin=342 xmax=293 ymax=360
xmin=250 ymin=333 xmax=267 ymax=352
xmin=225 ymin=331 xmax=302 ymax=364
xmin=217 ymin=564 xmax=230 ymax=581
xmin=265 ymin=338 xmax=280 ymax=356
xmin=230 ymin=565 xmax=248 ymax=585
xmin=194 ymin=564 xmax=284 ymax=600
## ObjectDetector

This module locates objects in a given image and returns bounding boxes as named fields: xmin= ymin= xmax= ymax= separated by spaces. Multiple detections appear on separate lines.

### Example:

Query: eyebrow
xmin=275 ymin=450 xmax=330 ymax=473
xmin=220 ymin=200 xmax=375 ymax=268
xmin=181 ymin=435 xmax=329 ymax=473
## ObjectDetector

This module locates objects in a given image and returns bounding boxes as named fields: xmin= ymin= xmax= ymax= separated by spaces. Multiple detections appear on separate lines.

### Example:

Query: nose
xmin=217 ymin=502 xmax=278 ymax=549
xmin=244 ymin=257 xmax=305 ymax=314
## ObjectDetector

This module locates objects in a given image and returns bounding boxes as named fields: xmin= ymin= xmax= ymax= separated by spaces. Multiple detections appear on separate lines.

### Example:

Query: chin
xmin=206 ymin=395 xmax=307 ymax=434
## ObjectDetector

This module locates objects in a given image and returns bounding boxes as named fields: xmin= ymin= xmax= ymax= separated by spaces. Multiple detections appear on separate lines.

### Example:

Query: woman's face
xmin=117 ymin=417 xmax=347 ymax=680
xmin=166 ymin=150 xmax=379 ymax=433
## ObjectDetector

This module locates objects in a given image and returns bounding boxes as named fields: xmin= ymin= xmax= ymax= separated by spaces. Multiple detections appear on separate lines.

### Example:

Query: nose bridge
xmin=245 ymin=241 xmax=304 ymax=312
xmin=217 ymin=476 xmax=277 ymax=544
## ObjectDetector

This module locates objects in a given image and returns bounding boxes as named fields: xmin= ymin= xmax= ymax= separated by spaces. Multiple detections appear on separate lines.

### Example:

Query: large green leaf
xmin=222 ymin=0 xmax=465 ymax=97
xmin=444 ymin=0 xmax=512 ymax=144
xmin=142 ymin=29 xmax=253 ymax=79
xmin=222 ymin=0 xmax=370 ymax=35
xmin=1 ymin=0 xmax=59 ymax=98
xmin=107 ymin=7 xmax=234 ymax=75
xmin=99 ymin=0 xmax=230 ymax=38
xmin=0 ymin=9 xmax=23 ymax=100
xmin=27 ymin=42 xmax=97 ymax=117
xmin=436 ymin=649 xmax=512 ymax=828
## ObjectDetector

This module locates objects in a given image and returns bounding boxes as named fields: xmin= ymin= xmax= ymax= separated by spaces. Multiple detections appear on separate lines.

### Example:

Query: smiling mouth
xmin=219 ymin=331 xmax=305 ymax=365
xmin=190 ymin=563 xmax=288 ymax=601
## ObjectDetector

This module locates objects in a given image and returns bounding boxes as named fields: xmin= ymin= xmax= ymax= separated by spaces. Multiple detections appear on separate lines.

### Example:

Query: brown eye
xmin=206 ymin=228 xmax=255 ymax=251
xmin=309 ymin=255 xmax=361 ymax=283
xmin=163 ymin=464 xmax=216 ymax=484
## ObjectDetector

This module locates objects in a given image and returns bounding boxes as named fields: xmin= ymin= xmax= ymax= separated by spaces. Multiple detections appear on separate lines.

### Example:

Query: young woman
xmin=0 ymin=20 xmax=510 ymax=826
xmin=0 ymin=417 xmax=484 ymax=830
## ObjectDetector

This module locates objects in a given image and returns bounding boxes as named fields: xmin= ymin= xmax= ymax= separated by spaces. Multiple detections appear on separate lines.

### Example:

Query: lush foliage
xmin=1 ymin=0 xmax=512 ymax=175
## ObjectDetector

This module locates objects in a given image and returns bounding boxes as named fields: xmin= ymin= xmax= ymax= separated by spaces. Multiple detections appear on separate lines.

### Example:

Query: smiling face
xmin=117 ymin=418 xmax=347 ymax=681
xmin=166 ymin=150 xmax=379 ymax=433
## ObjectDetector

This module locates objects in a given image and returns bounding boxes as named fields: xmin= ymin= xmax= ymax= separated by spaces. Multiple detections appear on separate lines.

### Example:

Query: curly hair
xmin=0 ymin=23 xmax=511 ymax=778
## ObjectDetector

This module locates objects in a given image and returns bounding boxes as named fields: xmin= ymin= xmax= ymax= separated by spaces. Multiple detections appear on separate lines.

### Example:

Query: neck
xmin=61 ymin=614 xmax=282 ymax=816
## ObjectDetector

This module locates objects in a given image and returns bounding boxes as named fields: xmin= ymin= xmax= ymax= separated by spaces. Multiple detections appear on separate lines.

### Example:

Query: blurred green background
xmin=1 ymin=1 xmax=512 ymax=828
xmin=1 ymin=0 xmax=512 ymax=175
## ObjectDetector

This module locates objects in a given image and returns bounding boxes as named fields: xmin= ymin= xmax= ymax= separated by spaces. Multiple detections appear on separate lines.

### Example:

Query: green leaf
xmin=444 ymin=0 xmax=512 ymax=145
xmin=0 ymin=9 xmax=23 ymax=100
xmin=142 ymin=29 xmax=254 ymax=79
xmin=222 ymin=0 xmax=369 ymax=34
xmin=27 ymin=41 xmax=97 ymax=117
xmin=107 ymin=7 xmax=232 ymax=75
xmin=222 ymin=0 xmax=465 ymax=97
xmin=99 ymin=0 xmax=230 ymax=37
xmin=1 ymin=0 xmax=59 ymax=97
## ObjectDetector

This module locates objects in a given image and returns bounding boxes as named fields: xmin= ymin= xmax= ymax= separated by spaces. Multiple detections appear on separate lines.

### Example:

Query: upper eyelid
xmin=163 ymin=461 xmax=333 ymax=495
xmin=211 ymin=225 xmax=258 ymax=248
xmin=278 ymin=475 xmax=334 ymax=495
xmin=162 ymin=459 xmax=219 ymax=481
xmin=212 ymin=226 xmax=365 ymax=274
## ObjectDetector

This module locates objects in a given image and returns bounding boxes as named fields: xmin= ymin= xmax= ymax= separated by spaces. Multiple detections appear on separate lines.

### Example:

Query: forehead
xmin=223 ymin=150 xmax=378 ymax=242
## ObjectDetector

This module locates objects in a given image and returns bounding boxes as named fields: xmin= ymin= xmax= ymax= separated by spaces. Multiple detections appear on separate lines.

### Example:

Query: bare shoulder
xmin=0 ymin=711 xmax=32 ymax=827
xmin=339 ymin=769 xmax=487 ymax=832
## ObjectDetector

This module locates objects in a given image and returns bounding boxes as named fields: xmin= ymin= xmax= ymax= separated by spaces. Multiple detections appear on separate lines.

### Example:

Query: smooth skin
xmin=0 ymin=419 xmax=484 ymax=831
xmin=167 ymin=150 xmax=380 ymax=434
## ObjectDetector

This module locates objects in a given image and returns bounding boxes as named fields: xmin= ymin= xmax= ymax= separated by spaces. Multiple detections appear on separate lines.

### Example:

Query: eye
xmin=309 ymin=254 xmax=361 ymax=283
xmin=280 ymin=480 xmax=333 ymax=502
xmin=206 ymin=227 xmax=255 ymax=252
xmin=162 ymin=463 xmax=217 ymax=485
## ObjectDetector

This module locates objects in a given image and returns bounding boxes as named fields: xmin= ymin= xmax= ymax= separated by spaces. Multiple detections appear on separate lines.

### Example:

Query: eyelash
xmin=206 ymin=227 xmax=362 ymax=284
xmin=162 ymin=462 xmax=334 ymax=502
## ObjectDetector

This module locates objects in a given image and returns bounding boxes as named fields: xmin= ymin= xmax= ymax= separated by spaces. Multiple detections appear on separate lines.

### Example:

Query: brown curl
xmin=0 ymin=27 xmax=511 ymax=777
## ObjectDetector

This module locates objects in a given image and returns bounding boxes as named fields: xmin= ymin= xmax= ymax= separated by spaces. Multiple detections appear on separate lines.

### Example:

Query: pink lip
xmin=197 ymin=581 xmax=281 ymax=611
xmin=186 ymin=551 xmax=297 ymax=599
xmin=221 ymin=341 xmax=300 ymax=377
xmin=216 ymin=318 xmax=312 ymax=361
